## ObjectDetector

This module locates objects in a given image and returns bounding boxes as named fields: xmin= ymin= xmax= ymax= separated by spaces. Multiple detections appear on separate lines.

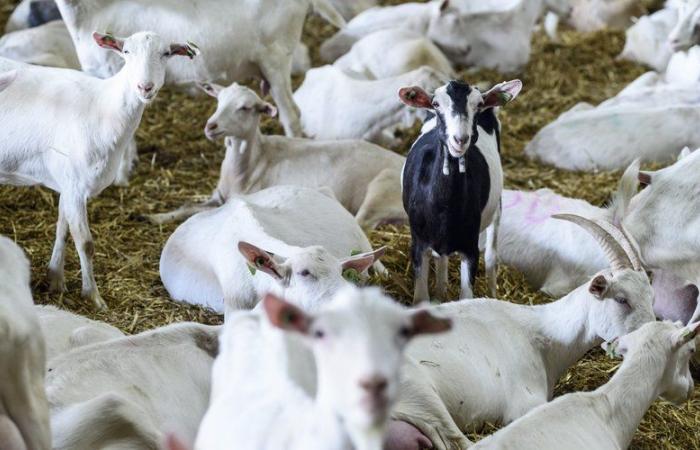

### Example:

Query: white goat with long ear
xmin=195 ymin=287 xmax=452 ymax=450
xmin=0 ymin=32 xmax=196 ymax=310
xmin=385 ymin=214 xmax=656 ymax=450
xmin=471 ymin=320 xmax=699 ymax=450
xmin=159 ymin=185 xmax=385 ymax=314
xmin=147 ymin=83 xmax=407 ymax=229
xmin=0 ymin=235 xmax=51 ymax=450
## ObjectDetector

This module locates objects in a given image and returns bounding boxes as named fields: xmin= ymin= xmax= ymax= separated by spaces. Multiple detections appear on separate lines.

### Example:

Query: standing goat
xmin=471 ymin=320 xmax=699 ymax=450
xmin=399 ymin=79 xmax=522 ymax=302
xmin=386 ymin=214 xmax=656 ymax=450
xmin=0 ymin=32 xmax=197 ymax=310
xmin=0 ymin=235 xmax=51 ymax=450
xmin=195 ymin=287 xmax=451 ymax=450
xmin=147 ymin=83 xmax=406 ymax=229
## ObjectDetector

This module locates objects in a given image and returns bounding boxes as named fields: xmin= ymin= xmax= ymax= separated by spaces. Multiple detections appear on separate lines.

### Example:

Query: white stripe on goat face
xmin=432 ymin=83 xmax=483 ymax=158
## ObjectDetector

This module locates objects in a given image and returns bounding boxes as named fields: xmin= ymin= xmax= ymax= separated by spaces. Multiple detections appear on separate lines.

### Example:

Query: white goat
xmin=294 ymin=65 xmax=445 ymax=145
xmin=195 ymin=287 xmax=452 ymax=450
xmin=0 ymin=20 xmax=80 ymax=69
xmin=568 ymin=0 xmax=645 ymax=32
xmin=47 ymin=322 xmax=219 ymax=450
xmin=665 ymin=44 xmax=700 ymax=84
xmin=524 ymin=83 xmax=700 ymax=170
xmin=334 ymin=28 xmax=455 ymax=79
xmin=385 ymin=214 xmax=656 ymax=450
xmin=0 ymin=236 xmax=51 ymax=450
xmin=159 ymin=185 xmax=385 ymax=314
xmin=320 ymin=0 xmax=571 ymax=72
xmin=36 ymin=306 xmax=124 ymax=360
xmin=0 ymin=32 xmax=196 ymax=310
xmin=499 ymin=156 xmax=700 ymax=327
xmin=619 ymin=7 xmax=678 ymax=71
xmin=148 ymin=83 xmax=407 ymax=229
xmin=471 ymin=320 xmax=699 ymax=450
xmin=54 ymin=0 xmax=345 ymax=141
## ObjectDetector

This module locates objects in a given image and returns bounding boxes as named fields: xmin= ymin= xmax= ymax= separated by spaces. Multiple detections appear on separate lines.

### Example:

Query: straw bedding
xmin=0 ymin=0 xmax=697 ymax=448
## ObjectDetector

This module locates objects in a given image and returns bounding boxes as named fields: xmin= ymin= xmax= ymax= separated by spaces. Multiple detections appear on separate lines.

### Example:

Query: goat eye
xmin=614 ymin=296 xmax=629 ymax=306
xmin=240 ymin=106 xmax=251 ymax=111
xmin=399 ymin=326 xmax=412 ymax=339
xmin=314 ymin=329 xmax=325 ymax=339
xmin=123 ymin=50 xmax=130 ymax=54
xmin=300 ymin=269 xmax=311 ymax=277
xmin=432 ymin=100 xmax=439 ymax=108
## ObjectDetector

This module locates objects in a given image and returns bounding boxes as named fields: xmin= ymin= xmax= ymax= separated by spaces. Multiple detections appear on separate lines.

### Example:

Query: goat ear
xmin=257 ymin=101 xmax=278 ymax=118
xmin=398 ymin=86 xmax=433 ymax=109
xmin=674 ymin=322 xmax=700 ymax=348
xmin=409 ymin=310 xmax=452 ymax=337
xmin=163 ymin=434 xmax=190 ymax=450
xmin=679 ymin=146 xmax=692 ymax=160
xmin=638 ymin=171 xmax=652 ymax=187
xmin=263 ymin=293 xmax=311 ymax=334
xmin=238 ymin=241 xmax=285 ymax=280
xmin=439 ymin=0 xmax=451 ymax=12
xmin=93 ymin=32 xmax=124 ymax=52
xmin=589 ymin=274 xmax=610 ymax=300
xmin=168 ymin=42 xmax=199 ymax=59
xmin=197 ymin=82 xmax=224 ymax=98
xmin=481 ymin=80 xmax=522 ymax=109
xmin=341 ymin=247 xmax=386 ymax=274
xmin=601 ymin=337 xmax=626 ymax=358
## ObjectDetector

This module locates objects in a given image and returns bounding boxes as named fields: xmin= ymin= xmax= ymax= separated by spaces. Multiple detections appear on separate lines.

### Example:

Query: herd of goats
xmin=1 ymin=0 xmax=700 ymax=449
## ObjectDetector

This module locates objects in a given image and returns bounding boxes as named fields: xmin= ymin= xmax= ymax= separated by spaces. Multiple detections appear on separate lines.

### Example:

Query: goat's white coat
xmin=5 ymin=0 xmax=31 ymax=32
xmin=0 ymin=236 xmax=51 ymax=450
xmin=37 ymin=305 xmax=124 ymax=360
xmin=329 ymin=0 xmax=378 ymax=20
xmin=160 ymin=186 xmax=378 ymax=313
xmin=334 ymin=28 xmax=455 ymax=79
xmin=0 ymin=20 xmax=80 ymax=69
xmin=294 ymin=65 xmax=444 ymax=145
xmin=391 ymin=265 xmax=655 ymax=450
xmin=471 ymin=321 xmax=697 ymax=450
xmin=569 ymin=0 xmax=644 ymax=32
xmin=48 ymin=322 xmax=219 ymax=450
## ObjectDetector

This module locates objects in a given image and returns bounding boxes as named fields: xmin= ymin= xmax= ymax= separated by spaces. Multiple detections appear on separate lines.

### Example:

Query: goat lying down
xmin=147 ymin=83 xmax=407 ymax=230
xmin=498 ymin=155 xmax=699 ymax=327
xmin=160 ymin=185 xmax=385 ymax=314
xmin=385 ymin=214 xmax=656 ymax=450
xmin=472 ymin=320 xmax=699 ymax=450
xmin=48 ymin=322 xmax=220 ymax=450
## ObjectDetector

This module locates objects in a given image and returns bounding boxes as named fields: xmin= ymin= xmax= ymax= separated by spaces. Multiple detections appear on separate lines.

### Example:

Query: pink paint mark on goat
xmin=525 ymin=193 xmax=563 ymax=225
xmin=503 ymin=191 xmax=524 ymax=209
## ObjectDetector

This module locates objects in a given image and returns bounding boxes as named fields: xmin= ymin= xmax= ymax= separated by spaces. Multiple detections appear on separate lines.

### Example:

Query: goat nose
xmin=453 ymin=136 xmax=465 ymax=146
xmin=360 ymin=375 xmax=388 ymax=395
xmin=206 ymin=122 xmax=218 ymax=131
xmin=139 ymin=82 xmax=154 ymax=93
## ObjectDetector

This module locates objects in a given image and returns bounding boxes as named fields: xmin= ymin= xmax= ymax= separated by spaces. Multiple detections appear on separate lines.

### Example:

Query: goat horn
xmin=552 ymin=214 xmax=633 ymax=273
xmin=587 ymin=218 xmax=643 ymax=271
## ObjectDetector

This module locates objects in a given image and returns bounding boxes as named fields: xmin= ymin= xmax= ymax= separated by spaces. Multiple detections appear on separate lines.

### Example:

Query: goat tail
xmin=608 ymin=158 xmax=640 ymax=226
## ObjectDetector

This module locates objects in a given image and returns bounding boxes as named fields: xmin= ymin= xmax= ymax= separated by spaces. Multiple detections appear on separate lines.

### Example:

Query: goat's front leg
xmin=412 ymin=244 xmax=430 ymax=304
xmin=63 ymin=195 xmax=106 ymax=310
xmin=48 ymin=197 xmax=69 ymax=293
xmin=259 ymin=53 xmax=302 ymax=137
xmin=435 ymin=255 xmax=449 ymax=301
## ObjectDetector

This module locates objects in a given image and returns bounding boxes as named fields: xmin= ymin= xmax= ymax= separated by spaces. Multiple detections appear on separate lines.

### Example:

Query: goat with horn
xmin=384 ymin=214 xmax=656 ymax=450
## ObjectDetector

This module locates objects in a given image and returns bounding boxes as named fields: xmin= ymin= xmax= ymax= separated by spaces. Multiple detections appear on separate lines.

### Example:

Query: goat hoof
xmin=48 ymin=270 xmax=67 ymax=293
xmin=84 ymin=290 xmax=108 ymax=311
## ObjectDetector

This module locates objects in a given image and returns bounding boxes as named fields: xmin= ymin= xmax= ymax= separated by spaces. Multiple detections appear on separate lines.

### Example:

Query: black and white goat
xmin=399 ymin=79 xmax=522 ymax=302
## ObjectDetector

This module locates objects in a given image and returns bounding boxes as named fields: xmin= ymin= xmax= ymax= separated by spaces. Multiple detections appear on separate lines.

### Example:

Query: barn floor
xmin=0 ymin=0 xmax=698 ymax=448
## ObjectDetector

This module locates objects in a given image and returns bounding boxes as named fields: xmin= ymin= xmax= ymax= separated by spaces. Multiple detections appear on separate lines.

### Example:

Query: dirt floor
xmin=0 ymin=0 xmax=697 ymax=448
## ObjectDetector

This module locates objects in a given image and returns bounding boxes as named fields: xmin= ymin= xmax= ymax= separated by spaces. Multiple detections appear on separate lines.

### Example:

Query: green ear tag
xmin=343 ymin=268 xmax=361 ymax=283
xmin=255 ymin=257 xmax=266 ymax=268
xmin=605 ymin=343 xmax=618 ymax=359
xmin=350 ymin=249 xmax=362 ymax=256
xmin=247 ymin=264 xmax=256 ymax=276
xmin=682 ymin=329 xmax=695 ymax=341
xmin=497 ymin=92 xmax=512 ymax=104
